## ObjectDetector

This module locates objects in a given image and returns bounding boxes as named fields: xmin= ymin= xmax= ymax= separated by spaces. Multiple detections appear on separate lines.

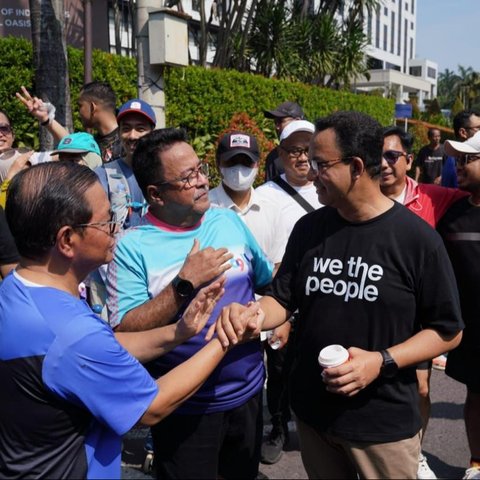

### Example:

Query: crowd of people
xmin=0 ymin=81 xmax=479 ymax=480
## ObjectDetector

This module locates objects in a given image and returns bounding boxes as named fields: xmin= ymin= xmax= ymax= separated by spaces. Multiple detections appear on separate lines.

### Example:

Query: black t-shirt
xmin=269 ymin=202 xmax=462 ymax=442
xmin=416 ymin=144 xmax=444 ymax=184
xmin=0 ymin=207 xmax=19 ymax=266
xmin=437 ymin=197 xmax=480 ymax=329
xmin=95 ymin=128 xmax=123 ymax=164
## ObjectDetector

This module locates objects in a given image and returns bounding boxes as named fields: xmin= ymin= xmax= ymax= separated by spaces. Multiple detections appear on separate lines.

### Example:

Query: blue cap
xmin=117 ymin=99 xmax=156 ymax=126
xmin=51 ymin=132 xmax=100 ymax=156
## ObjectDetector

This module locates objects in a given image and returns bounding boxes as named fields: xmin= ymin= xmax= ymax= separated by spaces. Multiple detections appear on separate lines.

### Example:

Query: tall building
xmin=354 ymin=0 xmax=437 ymax=108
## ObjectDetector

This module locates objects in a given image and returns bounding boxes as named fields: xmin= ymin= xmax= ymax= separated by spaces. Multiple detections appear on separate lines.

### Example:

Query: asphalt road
xmin=122 ymin=368 xmax=469 ymax=479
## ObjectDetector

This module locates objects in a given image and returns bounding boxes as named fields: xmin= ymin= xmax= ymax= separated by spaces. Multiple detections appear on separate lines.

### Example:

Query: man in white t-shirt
xmin=255 ymin=120 xmax=323 ymax=464
xmin=209 ymin=131 xmax=286 ymax=268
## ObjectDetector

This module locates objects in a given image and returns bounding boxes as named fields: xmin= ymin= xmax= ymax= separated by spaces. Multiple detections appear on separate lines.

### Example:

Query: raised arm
xmin=114 ymin=239 xmax=233 ymax=332
xmin=16 ymin=86 xmax=69 ymax=142
xmin=115 ymin=277 xmax=225 ymax=362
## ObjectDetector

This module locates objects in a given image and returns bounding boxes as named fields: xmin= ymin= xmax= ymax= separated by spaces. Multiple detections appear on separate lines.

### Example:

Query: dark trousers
xmin=151 ymin=392 xmax=263 ymax=480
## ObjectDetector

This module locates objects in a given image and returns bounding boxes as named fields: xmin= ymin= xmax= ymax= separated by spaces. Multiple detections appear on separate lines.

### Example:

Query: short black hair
xmin=427 ymin=128 xmax=441 ymax=139
xmin=6 ymin=162 xmax=98 ymax=260
xmin=314 ymin=111 xmax=384 ymax=177
xmin=453 ymin=110 xmax=480 ymax=138
xmin=132 ymin=127 xmax=189 ymax=200
xmin=0 ymin=109 xmax=13 ymax=126
xmin=382 ymin=126 xmax=414 ymax=153
xmin=79 ymin=81 xmax=116 ymax=113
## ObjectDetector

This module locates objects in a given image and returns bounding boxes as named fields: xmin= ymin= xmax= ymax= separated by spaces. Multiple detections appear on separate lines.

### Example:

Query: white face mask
xmin=220 ymin=165 xmax=258 ymax=191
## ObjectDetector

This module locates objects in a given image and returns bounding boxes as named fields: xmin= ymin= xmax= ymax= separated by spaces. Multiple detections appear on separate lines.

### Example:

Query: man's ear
xmin=406 ymin=154 xmax=414 ymax=171
xmin=146 ymin=185 xmax=165 ymax=206
xmin=350 ymin=157 xmax=364 ymax=178
xmin=56 ymin=226 xmax=76 ymax=259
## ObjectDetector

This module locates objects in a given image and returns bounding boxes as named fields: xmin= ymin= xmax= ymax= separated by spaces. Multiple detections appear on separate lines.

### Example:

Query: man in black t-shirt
xmin=438 ymin=132 xmax=480 ymax=479
xmin=415 ymin=128 xmax=444 ymax=184
xmin=214 ymin=111 xmax=464 ymax=479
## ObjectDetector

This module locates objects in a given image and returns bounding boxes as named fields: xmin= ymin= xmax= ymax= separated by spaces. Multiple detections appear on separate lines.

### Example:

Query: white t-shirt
xmin=209 ymin=183 xmax=287 ymax=264
xmin=255 ymin=174 xmax=323 ymax=241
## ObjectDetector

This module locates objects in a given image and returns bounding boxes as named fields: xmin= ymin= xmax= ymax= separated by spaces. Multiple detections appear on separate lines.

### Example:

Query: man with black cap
xmin=264 ymin=101 xmax=305 ymax=181
xmin=209 ymin=131 xmax=286 ymax=269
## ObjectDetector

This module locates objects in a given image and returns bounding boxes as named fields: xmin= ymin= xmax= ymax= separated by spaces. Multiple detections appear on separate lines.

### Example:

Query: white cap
xmin=280 ymin=120 xmax=315 ymax=142
xmin=445 ymin=131 xmax=480 ymax=156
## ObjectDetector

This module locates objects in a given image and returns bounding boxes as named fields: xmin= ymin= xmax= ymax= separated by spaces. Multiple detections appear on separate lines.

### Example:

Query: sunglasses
xmin=0 ymin=124 xmax=12 ymax=135
xmin=383 ymin=150 xmax=407 ymax=164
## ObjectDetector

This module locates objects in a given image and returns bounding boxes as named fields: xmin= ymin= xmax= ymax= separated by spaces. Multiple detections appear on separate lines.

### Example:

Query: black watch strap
xmin=172 ymin=275 xmax=194 ymax=298
xmin=380 ymin=349 xmax=398 ymax=378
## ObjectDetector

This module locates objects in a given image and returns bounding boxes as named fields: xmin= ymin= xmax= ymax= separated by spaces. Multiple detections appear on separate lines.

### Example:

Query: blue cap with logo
xmin=117 ymin=99 xmax=156 ymax=127
xmin=51 ymin=132 xmax=101 ymax=156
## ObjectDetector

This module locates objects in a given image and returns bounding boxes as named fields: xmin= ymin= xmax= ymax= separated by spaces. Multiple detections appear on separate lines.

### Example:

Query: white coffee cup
xmin=318 ymin=344 xmax=349 ymax=368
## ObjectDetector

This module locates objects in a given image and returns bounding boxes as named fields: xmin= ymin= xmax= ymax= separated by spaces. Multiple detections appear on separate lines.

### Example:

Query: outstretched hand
xmin=205 ymin=301 xmax=265 ymax=348
xmin=176 ymin=276 xmax=226 ymax=340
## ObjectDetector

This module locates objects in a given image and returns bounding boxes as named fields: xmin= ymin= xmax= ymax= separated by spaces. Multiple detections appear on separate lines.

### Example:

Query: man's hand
xmin=205 ymin=302 xmax=265 ymax=348
xmin=6 ymin=151 xmax=33 ymax=180
xmin=268 ymin=321 xmax=291 ymax=350
xmin=178 ymin=239 xmax=233 ymax=288
xmin=433 ymin=175 xmax=442 ymax=185
xmin=321 ymin=347 xmax=383 ymax=397
xmin=16 ymin=86 xmax=50 ymax=124
xmin=176 ymin=277 xmax=226 ymax=341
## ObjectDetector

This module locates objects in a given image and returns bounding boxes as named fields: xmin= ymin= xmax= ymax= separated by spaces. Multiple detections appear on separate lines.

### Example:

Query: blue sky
xmin=415 ymin=0 xmax=480 ymax=74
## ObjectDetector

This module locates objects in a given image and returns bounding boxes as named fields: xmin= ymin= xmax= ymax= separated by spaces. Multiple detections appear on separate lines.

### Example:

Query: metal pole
xmin=84 ymin=0 xmax=92 ymax=84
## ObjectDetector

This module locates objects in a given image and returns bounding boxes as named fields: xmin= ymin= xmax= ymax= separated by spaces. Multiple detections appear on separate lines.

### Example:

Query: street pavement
xmin=122 ymin=368 xmax=469 ymax=479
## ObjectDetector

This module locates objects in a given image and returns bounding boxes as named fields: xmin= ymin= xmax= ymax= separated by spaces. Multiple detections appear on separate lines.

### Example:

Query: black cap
xmin=216 ymin=132 xmax=260 ymax=163
xmin=264 ymin=101 xmax=304 ymax=119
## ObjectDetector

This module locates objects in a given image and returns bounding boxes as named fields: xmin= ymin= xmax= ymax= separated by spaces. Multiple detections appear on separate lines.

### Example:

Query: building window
xmin=391 ymin=12 xmax=395 ymax=53
xmin=405 ymin=2 xmax=408 ymax=10
xmin=383 ymin=24 xmax=388 ymax=51
xmin=192 ymin=0 xmax=200 ymax=12
xmin=411 ymin=21 xmax=414 ymax=29
xmin=384 ymin=6 xmax=388 ymax=15
xmin=367 ymin=12 xmax=372 ymax=43
xmin=411 ymin=0 xmax=415 ymax=13
xmin=410 ymin=66 xmax=422 ymax=76
xmin=428 ymin=67 xmax=436 ymax=79
xmin=410 ymin=37 xmax=413 ymax=59
xmin=403 ymin=18 xmax=408 ymax=70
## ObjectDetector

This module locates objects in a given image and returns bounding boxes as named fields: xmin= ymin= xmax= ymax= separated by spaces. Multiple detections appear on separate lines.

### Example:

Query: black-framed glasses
xmin=72 ymin=211 xmax=120 ymax=236
xmin=383 ymin=150 xmax=407 ymax=165
xmin=280 ymin=146 xmax=309 ymax=159
xmin=0 ymin=124 xmax=12 ymax=135
xmin=154 ymin=162 xmax=209 ymax=189
xmin=456 ymin=153 xmax=480 ymax=166
xmin=309 ymin=157 xmax=354 ymax=173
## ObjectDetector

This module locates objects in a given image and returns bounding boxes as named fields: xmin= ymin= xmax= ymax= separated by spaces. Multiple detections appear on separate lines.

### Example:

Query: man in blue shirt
xmin=0 ymin=161 xmax=261 ymax=479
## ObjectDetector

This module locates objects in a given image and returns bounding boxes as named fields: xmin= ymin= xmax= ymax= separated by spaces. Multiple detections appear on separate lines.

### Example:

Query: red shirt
xmin=403 ymin=176 xmax=468 ymax=228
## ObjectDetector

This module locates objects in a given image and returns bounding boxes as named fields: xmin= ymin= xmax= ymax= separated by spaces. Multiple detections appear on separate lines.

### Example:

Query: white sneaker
xmin=464 ymin=467 xmax=480 ymax=479
xmin=417 ymin=453 xmax=437 ymax=479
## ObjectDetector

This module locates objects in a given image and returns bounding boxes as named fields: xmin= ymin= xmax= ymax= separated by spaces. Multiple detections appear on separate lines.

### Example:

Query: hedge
xmin=0 ymin=36 xmax=394 ymax=153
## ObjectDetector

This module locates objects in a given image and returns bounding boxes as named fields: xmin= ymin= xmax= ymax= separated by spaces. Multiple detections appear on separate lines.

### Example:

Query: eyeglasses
xmin=280 ymin=146 xmax=309 ymax=159
xmin=72 ymin=211 xmax=121 ymax=236
xmin=0 ymin=124 xmax=12 ymax=135
xmin=383 ymin=150 xmax=407 ymax=165
xmin=456 ymin=153 xmax=480 ymax=166
xmin=309 ymin=157 xmax=354 ymax=173
xmin=154 ymin=162 xmax=209 ymax=189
